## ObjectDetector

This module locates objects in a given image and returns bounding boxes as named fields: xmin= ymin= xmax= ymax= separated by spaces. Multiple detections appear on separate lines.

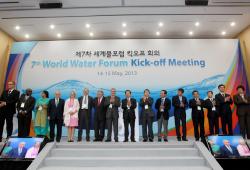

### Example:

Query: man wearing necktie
xmin=48 ymin=90 xmax=65 ymax=142
xmin=0 ymin=81 xmax=20 ymax=142
xmin=104 ymin=88 xmax=121 ymax=142
xmin=78 ymin=88 xmax=93 ymax=142
xmin=140 ymin=89 xmax=154 ymax=142
xmin=93 ymin=90 xmax=106 ymax=142
xmin=189 ymin=90 xmax=205 ymax=141
xmin=122 ymin=90 xmax=137 ymax=142
xmin=220 ymin=140 xmax=240 ymax=157
xmin=204 ymin=91 xmax=219 ymax=135
xmin=155 ymin=90 xmax=171 ymax=142
xmin=233 ymin=85 xmax=250 ymax=139
xmin=16 ymin=88 xmax=36 ymax=137
xmin=215 ymin=84 xmax=233 ymax=135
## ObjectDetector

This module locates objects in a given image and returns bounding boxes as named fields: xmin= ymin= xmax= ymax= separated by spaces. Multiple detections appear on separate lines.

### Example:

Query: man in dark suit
xmin=8 ymin=142 xmax=27 ymax=159
xmin=93 ymin=90 xmax=106 ymax=142
xmin=48 ymin=90 xmax=65 ymax=142
xmin=204 ymin=91 xmax=219 ymax=135
xmin=122 ymin=90 xmax=137 ymax=142
xmin=220 ymin=140 xmax=240 ymax=158
xmin=0 ymin=81 xmax=20 ymax=142
xmin=140 ymin=89 xmax=154 ymax=142
xmin=233 ymin=85 xmax=250 ymax=139
xmin=105 ymin=88 xmax=121 ymax=142
xmin=155 ymin=90 xmax=171 ymax=142
xmin=16 ymin=88 xmax=36 ymax=137
xmin=78 ymin=88 xmax=93 ymax=142
xmin=189 ymin=90 xmax=205 ymax=141
xmin=215 ymin=84 xmax=233 ymax=135
xmin=172 ymin=88 xmax=188 ymax=141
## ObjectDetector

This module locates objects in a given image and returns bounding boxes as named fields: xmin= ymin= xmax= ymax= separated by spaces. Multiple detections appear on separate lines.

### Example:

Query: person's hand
xmin=48 ymin=116 xmax=50 ymax=120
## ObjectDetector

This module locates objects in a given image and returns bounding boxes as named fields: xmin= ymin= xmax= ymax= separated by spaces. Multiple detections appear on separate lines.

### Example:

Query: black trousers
xmin=78 ymin=109 xmax=90 ymax=140
xmin=238 ymin=111 xmax=250 ymax=139
xmin=18 ymin=115 xmax=31 ymax=137
xmin=0 ymin=113 xmax=13 ymax=139
xmin=221 ymin=112 xmax=233 ymax=135
xmin=94 ymin=118 xmax=105 ymax=140
xmin=49 ymin=118 xmax=63 ymax=142
xmin=192 ymin=114 xmax=205 ymax=140
xmin=124 ymin=118 xmax=135 ymax=141
xmin=142 ymin=115 xmax=153 ymax=140
xmin=174 ymin=112 xmax=186 ymax=139
xmin=208 ymin=116 xmax=219 ymax=135
xmin=106 ymin=116 xmax=118 ymax=141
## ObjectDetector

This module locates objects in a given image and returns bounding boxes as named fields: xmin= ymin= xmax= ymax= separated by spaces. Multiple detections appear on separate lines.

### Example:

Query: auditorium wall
xmin=0 ymin=29 xmax=14 ymax=93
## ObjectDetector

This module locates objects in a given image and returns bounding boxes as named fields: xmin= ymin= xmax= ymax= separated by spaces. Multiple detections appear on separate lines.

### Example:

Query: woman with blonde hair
xmin=64 ymin=90 xmax=80 ymax=142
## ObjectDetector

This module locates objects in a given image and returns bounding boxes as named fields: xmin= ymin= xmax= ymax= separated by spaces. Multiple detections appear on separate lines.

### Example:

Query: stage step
xmin=28 ymin=142 xmax=223 ymax=170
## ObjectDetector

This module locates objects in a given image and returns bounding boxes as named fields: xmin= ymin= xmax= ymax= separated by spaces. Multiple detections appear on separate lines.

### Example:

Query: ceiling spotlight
xmin=57 ymin=33 xmax=62 ymax=38
xmin=221 ymin=31 xmax=226 ymax=35
xmin=86 ymin=24 xmax=91 ymax=28
xmin=122 ymin=32 xmax=127 ymax=36
xmin=230 ymin=22 xmax=236 ymax=27
xmin=15 ymin=25 xmax=20 ymax=30
xmin=158 ymin=22 xmax=164 ymax=27
xmin=156 ymin=31 xmax=160 ymax=36
xmin=24 ymin=34 xmax=30 ymax=39
xmin=50 ymin=24 xmax=55 ymax=29
xmin=89 ymin=32 xmax=94 ymax=37
xmin=195 ymin=22 xmax=200 ymax=27
xmin=122 ymin=23 xmax=127 ymax=27
xmin=189 ymin=31 xmax=193 ymax=35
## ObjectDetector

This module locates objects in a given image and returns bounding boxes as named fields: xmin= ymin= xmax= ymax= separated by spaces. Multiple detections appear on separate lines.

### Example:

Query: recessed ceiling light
xmin=86 ymin=24 xmax=91 ymax=28
xmin=189 ymin=31 xmax=193 ymax=35
xmin=89 ymin=32 xmax=94 ymax=37
xmin=15 ymin=25 xmax=20 ymax=30
xmin=230 ymin=22 xmax=236 ymax=27
xmin=57 ymin=33 xmax=62 ymax=38
xmin=50 ymin=24 xmax=55 ymax=29
xmin=122 ymin=32 xmax=127 ymax=36
xmin=158 ymin=22 xmax=164 ymax=27
xmin=24 ymin=34 xmax=30 ymax=39
xmin=122 ymin=23 xmax=127 ymax=27
xmin=221 ymin=31 xmax=226 ymax=35
xmin=156 ymin=31 xmax=160 ymax=36
xmin=195 ymin=22 xmax=200 ymax=27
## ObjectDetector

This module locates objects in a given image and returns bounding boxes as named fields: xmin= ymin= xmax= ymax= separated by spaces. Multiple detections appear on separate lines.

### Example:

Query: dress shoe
xmin=105 ymin=139 xmax=111 ymax=142
xmin=164 ymin=139 xmax=168 ymax=142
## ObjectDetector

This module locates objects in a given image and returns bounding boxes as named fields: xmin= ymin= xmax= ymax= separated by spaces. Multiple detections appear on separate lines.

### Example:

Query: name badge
xmin=197 ymin=106 xmax=201 ymax=110
xmin=82 ymin=104 xmax=88 ymax=109
xmin=109 ymin=104 xmax=112 ymax=108
xmin=38 ymin=106 xmax=43 ymax=111
xmin=20 ymin=103 xmax=25 ymax=108
xmin=145 ymin=105 xmax=149 ymax=109
xmin=127 ymin=105 xmax=130 ymax=109
xmin=212 ymin=107 xmax=216 ymax=111
xmin=160 ymin=108 xmax=164 ymax=112
xmin=69 ymin=107 xmax=73 ymax=112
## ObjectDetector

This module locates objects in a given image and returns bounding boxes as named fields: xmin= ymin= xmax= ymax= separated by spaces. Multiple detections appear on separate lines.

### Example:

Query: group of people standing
xmin=0 ymin=81 xmax=250 ymax=143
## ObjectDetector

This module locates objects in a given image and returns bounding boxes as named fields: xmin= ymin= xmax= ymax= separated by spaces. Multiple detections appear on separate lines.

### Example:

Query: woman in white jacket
xmin=64 ymin=90 xmax=80 ymax=142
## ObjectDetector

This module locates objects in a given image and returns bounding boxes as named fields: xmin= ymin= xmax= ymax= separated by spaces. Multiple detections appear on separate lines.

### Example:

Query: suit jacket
xmin=48 ymin=98 xmax=65 ymax=120
xmin=204 ymin=98 xmax=218 ymax=118
xmin=93 ymin=97 xmax=107 ymax=120
xmin=139 ymin=97 xmax=154 ymax=117
xmin=122 ymin=98 xmax=137 ymax=119
xmin=9 ymin=147 xmax=28 ymax=159
xmin=172 ymin=95 xmax=188 ymax=115
xmin=220 ymin=145 xmax=240 ymax=157
xmin=233 ymin=94 xmax=250 ymax=116
xmin=0 ymin=89 xmax=20 ymax=114
xmin=16 ymin=94 xmax=36 ymax=118
xmin=189 ymin=98 xmax=205 ymax=118
xmin=78 ymin=95 xmax=93 ymax=113
xmin=215 ymin=93 xmax=233 ymax=115
xmin=104 ymin=96 xmax=121 ymax=119
xmin=154 ymin=97 xmax=171 ymax=120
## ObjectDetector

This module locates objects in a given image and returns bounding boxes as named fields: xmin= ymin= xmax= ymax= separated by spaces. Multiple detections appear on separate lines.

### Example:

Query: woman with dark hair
xmin=34 ymin=91 xmax=50 ymax=137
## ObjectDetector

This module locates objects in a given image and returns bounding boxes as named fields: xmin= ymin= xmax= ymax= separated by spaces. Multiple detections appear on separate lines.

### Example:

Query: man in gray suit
xmin=140 ymin=89 xmax=154 ymax=142
xmin=105 ymin=88 xmax=121 ymax=142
